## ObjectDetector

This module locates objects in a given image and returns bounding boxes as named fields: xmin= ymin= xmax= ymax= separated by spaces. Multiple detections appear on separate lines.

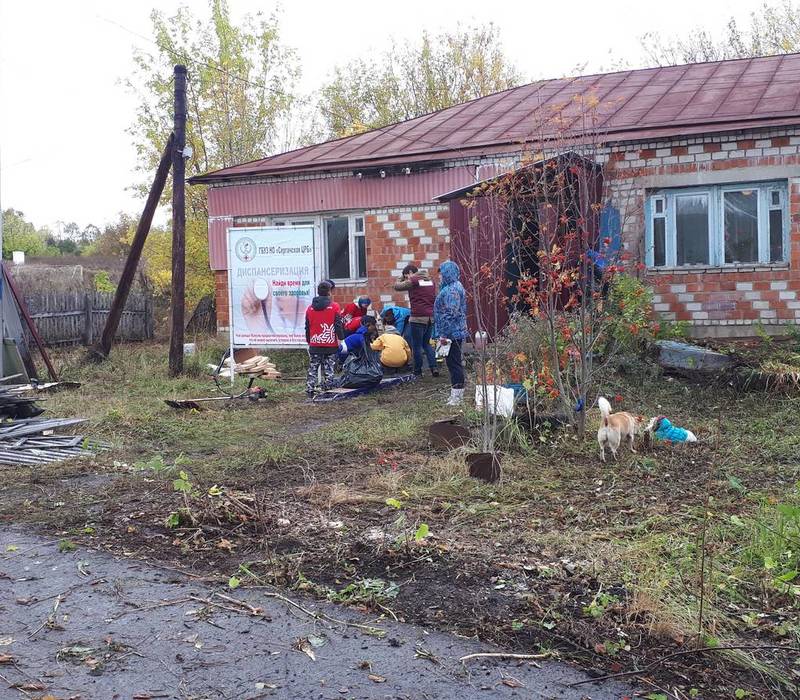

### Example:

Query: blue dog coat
xmin=653 ymin=417 xmax=694 ymax=443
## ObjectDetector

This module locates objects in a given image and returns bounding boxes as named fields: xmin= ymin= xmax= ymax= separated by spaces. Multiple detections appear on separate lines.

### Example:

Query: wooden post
xmin=168 ymin=64 xmax=187 ymax=376
xmin=83 ymin=292 xmax=93 ymax=346
xmin=2 ymin=264 xmax=58 ymax=381
xmin=91 ymin=133 xmax=174 ymax=360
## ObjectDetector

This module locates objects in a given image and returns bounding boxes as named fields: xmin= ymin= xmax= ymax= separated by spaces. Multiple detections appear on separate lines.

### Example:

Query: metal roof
xmin=192 ymin=53 xmax=800 ymax=183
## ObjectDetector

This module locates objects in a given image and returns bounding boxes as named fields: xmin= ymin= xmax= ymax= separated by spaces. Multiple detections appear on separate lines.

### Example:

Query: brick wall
xmin=213 ymin=203 xmax=450 ymax=332
xmin=356 ymin=204 xmax=450 ymax=309
xmin=214 ymin=269 xmax=229 ymax=330
xmin=603 ymin=128 xmax=800 ymax=337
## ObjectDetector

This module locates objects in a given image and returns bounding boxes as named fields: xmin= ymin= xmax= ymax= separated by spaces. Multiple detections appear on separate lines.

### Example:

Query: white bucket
xmin=183 ymin=343 xmax=196 ymax=356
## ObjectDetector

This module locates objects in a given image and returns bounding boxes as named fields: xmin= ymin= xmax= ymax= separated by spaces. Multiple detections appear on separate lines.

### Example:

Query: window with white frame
xmin=647 ymin=182 xmax=788 ymax=268
xmin=323 ymin=214 xmax=366 ymax=281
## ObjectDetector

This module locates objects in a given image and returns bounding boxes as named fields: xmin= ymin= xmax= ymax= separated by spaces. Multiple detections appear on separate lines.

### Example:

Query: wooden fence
xmin=22 ymin=292 xmax=154 ymax=347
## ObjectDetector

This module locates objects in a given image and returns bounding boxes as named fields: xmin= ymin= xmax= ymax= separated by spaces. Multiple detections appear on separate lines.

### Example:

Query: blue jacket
xmin=433 ymin=261 xmax=467 ymax=340
xmin=337 ymin=325 xmax=369 ymax=363
xmin=381 ymin=305 xmax=411 ymax=334
xmin=654 ymin=417 xmax=692 ymax=442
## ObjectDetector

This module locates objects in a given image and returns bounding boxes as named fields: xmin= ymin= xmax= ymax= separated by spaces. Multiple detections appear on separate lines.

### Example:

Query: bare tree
xmin=642 ymin=1 xmax=800 ymax=66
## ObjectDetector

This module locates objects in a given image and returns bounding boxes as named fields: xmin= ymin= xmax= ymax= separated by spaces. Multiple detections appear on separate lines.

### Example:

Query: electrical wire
xmin=98 ymin=12 xmax=491 ymax=159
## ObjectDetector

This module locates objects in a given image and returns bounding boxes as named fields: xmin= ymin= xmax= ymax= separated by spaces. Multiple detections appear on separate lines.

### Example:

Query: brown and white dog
xmin=597 ymin=396 xmax=644 ymax=462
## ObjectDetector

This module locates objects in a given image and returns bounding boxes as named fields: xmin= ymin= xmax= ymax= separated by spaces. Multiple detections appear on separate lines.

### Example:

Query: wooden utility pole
xmin=92 ymin=133 xmax=174 ymax=360
xmin=168 ymin=64 xmax=188 ymax=376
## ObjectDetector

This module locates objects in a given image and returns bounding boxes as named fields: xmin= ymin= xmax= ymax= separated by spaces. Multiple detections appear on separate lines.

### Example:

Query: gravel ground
xmin=0 ymin=528 xmax=635 ymax=700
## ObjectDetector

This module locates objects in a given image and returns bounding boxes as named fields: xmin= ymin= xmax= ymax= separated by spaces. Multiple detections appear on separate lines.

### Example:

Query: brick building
xmin=191 ymin=53 xmax=800 ymax=339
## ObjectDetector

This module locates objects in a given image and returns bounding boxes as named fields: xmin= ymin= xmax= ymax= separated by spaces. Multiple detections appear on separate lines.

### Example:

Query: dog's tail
xmin=598 ymin=396 xmax=612 ymax=426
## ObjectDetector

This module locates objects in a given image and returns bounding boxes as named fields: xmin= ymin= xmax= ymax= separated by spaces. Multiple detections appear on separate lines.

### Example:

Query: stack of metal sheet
xmin=0 ymin=417 xmax=110 ymax=466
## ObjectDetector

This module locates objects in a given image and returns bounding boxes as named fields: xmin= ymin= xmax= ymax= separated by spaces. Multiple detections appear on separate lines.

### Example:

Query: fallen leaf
xmin=0 ymin=638 xmax=14 ymax=646
xmin=13 ymin=683 xmax=45 ymax=691
xmin=502 ymin=677 xmax=524 ymax=688
xmin=295 ymin=638 xmax=315 ymax=661
xmin=15 ymin=597 xmax=33 ymax=606
xmin=368 ymin=674 xmax=386 ymax=683
xmin=5 ymin=545 xmax=18 ymax=552
xmin=0 ymin=653 xmax=14 ymax=664
xmin=77 ymin=561 xmax=90 ymax=577
xmin=216 ymin=538 xmax=236 ymax=552
xmin=594 ymin=642 xmax=606 ymax=654
xmin=255 ymin=682 xmax=278 ymax=690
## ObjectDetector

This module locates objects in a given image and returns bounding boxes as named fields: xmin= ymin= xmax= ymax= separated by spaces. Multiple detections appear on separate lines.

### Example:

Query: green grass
xmin=4 ymin=339 xmax=800 ymax=697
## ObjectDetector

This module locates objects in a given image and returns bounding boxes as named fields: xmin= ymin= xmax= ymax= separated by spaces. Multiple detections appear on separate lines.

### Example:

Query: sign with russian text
xmin=227 ymin=226 xmax=316 ymax=347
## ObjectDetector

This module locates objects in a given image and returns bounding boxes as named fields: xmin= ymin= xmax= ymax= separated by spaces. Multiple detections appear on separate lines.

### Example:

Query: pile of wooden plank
xmin=212 ymin=355 xmax=282 ymax=380
xmin=0 ymin=417 xmax=110 ymax=466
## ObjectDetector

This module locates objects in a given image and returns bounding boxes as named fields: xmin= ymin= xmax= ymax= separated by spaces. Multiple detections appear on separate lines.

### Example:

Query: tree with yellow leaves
xmin=318 ymin=24 xmax=522 ymax=138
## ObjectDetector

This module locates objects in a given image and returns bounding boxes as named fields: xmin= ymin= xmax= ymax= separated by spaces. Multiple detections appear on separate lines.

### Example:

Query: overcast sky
xmin=0 ymin=0 xmax=764 ymax=233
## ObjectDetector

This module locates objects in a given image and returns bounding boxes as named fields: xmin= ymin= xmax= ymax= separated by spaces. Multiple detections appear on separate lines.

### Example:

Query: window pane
xmin=724 ymin=190 xmax=758 ymax=264
xmin=355 ymin=217 xmax=364 ymax=233
xmin=356 ymin=236 xmax=366 ymax=278
xmin=325 ymin=217 xmax=351 ymax=279
xmin=655 ymin=198 xmax=664 ymax=214
xmin=676 ymin=194 xmax=709 ymax=265
xmin=653 ymin=217 xmax=666 ymax=267
xmin=769 ymin=209 xmax=784 ymax=262
xmin=771 ymin=191 xmax=781 ymax=207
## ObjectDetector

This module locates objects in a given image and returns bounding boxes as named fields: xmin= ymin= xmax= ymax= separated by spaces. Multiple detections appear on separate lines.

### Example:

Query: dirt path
xmin=0 ymin=528 xmax=635 ymax=700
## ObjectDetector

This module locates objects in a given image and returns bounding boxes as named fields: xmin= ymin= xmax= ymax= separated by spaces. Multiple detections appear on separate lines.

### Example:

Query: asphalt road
xmin=0 ymin=528 xmax=634 ymax=699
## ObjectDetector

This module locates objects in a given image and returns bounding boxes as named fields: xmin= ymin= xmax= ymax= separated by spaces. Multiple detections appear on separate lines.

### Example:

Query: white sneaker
xmin=445 ymin=388 xmax=465 ymax=406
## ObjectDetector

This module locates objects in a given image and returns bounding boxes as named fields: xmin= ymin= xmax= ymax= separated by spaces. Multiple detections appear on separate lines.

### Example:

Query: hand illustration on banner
xmin=241 ymin=279 xmax=273 ymax=334
xmin=228 ymin=226 xmax=316 ymax=347
xmin=273 ymin=277 xmax=306 ymax=333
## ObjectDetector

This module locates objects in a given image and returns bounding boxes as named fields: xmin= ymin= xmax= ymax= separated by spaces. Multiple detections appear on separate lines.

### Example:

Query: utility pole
xmin=92 ymin=133 xmax=174 ymax=360
xmin=168 ymin=64 xmax=187 ymax=376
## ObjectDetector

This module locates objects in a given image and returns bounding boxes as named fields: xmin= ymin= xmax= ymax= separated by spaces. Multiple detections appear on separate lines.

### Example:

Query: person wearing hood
xmin=304 ymin=281 xmax=344 ymax=397
xmin=341 ymin=296 xmax=371 ymax=335
xmin=394 ymin=264 xmax=438 ymax=378
xmin=433 ymin=260 xmax=468 ymax=405
xmin=370 ymin=321 xmax=412 ymax=369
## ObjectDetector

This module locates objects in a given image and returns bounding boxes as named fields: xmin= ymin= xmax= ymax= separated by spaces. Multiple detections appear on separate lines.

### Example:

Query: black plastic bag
xmin=333 ymin=346 xmax=383 ymax=389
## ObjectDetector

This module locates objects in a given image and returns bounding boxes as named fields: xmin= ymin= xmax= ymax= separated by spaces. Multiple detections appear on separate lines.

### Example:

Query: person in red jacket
xmin=394 ymin=264 xmax=438 ymax=377
xmin=341 ymin=296 xmax=371 ymax=335
xmin=305 ymin=281 xmax=344 ymax=397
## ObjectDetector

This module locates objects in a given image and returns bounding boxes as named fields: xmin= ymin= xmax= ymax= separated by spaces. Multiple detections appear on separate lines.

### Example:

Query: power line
xmin=98 ymin=14 xmax=291 ymax=98
xmin=99 ymin=12 xmax=475 ymax=157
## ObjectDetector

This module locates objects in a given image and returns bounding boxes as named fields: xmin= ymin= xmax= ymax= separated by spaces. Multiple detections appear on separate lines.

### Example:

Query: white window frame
xmin=645 ymin=181 xmax=789 ymax=268
xmin=321 ymin=213 xmax=366 ymax=283
xmin=237 ymin=213 xmax=368 ymax=285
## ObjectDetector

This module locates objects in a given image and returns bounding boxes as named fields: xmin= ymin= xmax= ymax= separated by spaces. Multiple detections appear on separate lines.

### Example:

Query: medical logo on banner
xmin=228 ymin=226 xmax=316 ymax=347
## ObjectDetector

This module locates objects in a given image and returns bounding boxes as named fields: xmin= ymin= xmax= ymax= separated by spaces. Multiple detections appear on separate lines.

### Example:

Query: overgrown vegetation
xmin=1 ymin=339 xmax=798 ymax=698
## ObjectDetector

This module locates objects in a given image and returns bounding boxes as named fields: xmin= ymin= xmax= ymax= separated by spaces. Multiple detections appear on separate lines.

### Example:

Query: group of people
xmin=304 ymin=260 xmax=468 ymax=406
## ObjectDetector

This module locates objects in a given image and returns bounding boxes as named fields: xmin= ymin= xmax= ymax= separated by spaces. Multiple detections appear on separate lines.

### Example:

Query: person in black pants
xmin=393 ymin=264 xmax=439 ymax=377
xmin=433 ymin=261 xmax=468 ymax=405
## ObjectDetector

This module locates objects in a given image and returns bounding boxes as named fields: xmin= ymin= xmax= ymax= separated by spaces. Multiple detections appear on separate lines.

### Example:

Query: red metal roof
xmin=192 ymin=53 xmax=800 ymax=183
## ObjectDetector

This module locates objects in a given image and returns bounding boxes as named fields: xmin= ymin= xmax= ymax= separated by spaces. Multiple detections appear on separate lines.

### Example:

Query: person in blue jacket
xmin=381 ymin=306 xmax=411 ymax=335
xmin=433 ymin=260 xmax=468 ymax=406
xmin=337 ymin=315 xmax=376 ymax=364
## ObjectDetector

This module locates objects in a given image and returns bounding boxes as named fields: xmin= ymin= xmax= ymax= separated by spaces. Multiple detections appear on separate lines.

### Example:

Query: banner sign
xmin=227 ymin=226 xmax=316 ymax=347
